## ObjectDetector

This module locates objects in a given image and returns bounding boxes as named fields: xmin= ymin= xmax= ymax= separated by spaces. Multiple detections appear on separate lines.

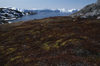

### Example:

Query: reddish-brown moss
xmin=0 ymin=16 xmax=100 ymax=66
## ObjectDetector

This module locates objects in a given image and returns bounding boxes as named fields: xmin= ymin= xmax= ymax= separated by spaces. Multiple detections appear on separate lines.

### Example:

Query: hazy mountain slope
xmin=23 ymin=9 xmax=78 ymax=15
xmin=71 ymin=0 xmax=100 ymax=18
xmin=0 ymin=16 xmax=100 ymax=66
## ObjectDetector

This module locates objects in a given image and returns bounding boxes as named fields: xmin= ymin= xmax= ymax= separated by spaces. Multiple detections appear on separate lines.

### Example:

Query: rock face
xmin=0 ymin=8 xmax=25 ymax=24
xmin=96 ymin=0 xmax=100 ymax=5
xmin=0 ymin=8 xmax=24 ymax=19
xmin=71 ymin=0 xmax=100 ymax=18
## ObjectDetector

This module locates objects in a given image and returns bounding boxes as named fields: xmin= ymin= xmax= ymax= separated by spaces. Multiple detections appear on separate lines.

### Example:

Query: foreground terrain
xmin=0 ymin=16 xmax=100 ymax=66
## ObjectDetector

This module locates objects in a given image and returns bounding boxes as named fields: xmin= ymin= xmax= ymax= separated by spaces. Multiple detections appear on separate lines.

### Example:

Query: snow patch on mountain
xmin=68 ymin=9 xmax=79 ymax=13
xmin=0 ymin=8 xmax=25 ymax=24
xmin=0 ymin=7 xmax=79 ymax=24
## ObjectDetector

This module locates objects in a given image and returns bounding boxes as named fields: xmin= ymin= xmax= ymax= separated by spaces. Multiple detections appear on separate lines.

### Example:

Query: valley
xmin=0 ymin=0 xmax=100 ymax=66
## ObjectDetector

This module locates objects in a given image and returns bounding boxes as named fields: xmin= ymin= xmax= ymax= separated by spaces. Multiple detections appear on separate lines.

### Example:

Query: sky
xmin=0 ymin=0 xmax=96 ymax=10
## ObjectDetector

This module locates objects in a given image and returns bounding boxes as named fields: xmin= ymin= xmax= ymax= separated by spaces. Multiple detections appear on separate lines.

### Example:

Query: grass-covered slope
xmin=0 ymin=16 xmax=100 ymax=66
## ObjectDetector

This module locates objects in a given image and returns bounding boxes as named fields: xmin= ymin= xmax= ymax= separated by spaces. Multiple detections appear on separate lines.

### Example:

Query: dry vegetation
xmin=0 ymin=16 xmax=100 ymax=66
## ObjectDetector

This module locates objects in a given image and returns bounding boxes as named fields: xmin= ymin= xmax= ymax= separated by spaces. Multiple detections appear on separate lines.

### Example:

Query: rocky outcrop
xmin=71 ymin=0 xmax=100 ymax=19
xmin=0 ymin=8 xmax=25 ymax=24
xmin=0 ymin=8 xmax=24 ymax=19
xmin=96 ymin=0 xmax=100 ymax=5
xmin=0 ymin=20 xmax=8 ymax=24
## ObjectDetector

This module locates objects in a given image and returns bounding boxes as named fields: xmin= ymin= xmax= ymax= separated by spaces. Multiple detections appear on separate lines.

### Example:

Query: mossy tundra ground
xmin=0 ymin=16 xmax=100 ymax=66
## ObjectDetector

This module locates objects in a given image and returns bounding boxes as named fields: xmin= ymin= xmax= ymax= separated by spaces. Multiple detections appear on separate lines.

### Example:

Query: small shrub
xmin=42 ymin=42 xmax=50 ymax=50
xmin=10 ymin=56 xmax=22 ymax=61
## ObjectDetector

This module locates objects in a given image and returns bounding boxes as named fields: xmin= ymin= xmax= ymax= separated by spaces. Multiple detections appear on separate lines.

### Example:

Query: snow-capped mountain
xmin=67 ymin=9 xmax=79 ymax=13
xmin=0 ymin=7 xmax=36 ymax=24
xmin=4 ymin=7 xmax=79 ymax=16
xmin=0 ymin=7 xmax=79 ymax=24
xmin=8 ymin=8 xmax=79 ymax=23
xmin=21 ymin=8 xmax=79 ymax=16
xmin=0 ymin=8 xmax=26 ymax=24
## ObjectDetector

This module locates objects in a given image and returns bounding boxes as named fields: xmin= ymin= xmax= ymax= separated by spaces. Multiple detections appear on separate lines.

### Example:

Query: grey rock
xmin=70 ymin=0 xmax=100 ymax=19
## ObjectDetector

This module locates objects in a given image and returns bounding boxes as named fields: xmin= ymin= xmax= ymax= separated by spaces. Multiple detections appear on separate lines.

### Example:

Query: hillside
xmin=0 ymin=16 xmax=100 ymax=66
xmin=0 ymin=8 xmax=24 ymax=24
xmin=0 ymin=8 xmax=37 ymax=24
xmin=0 ymin=8 xmax=24 ymax=18
xmin=71 ymin=0 xmax=100 ymax=19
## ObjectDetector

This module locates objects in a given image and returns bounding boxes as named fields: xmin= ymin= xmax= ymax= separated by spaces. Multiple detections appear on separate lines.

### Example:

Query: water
xmin=9 ymin=12 xmax=69 ymax=23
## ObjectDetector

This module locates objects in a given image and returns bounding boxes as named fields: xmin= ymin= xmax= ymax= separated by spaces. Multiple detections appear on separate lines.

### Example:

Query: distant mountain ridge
xmin=0 ymin=7 xmax=79 ymax=24
xmin=22 ymin=9 xmax=79 ymax=16
xmin=15 ymin=8 xmax=78 ymax=14
xmin=8 ymin=8 xmax=79 ymax=23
